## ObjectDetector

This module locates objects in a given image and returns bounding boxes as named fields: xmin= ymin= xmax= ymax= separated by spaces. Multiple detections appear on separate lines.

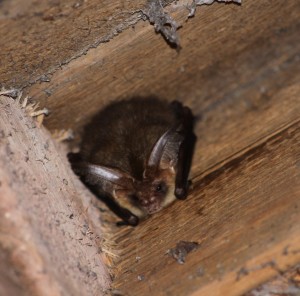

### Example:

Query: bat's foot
xmin=116 ymin=215 xmax=139 ymax=227
xmin=175 ymin=180 xmax=193 ymax=200
xmin=175 ymin=187 xmax=187 ymax=200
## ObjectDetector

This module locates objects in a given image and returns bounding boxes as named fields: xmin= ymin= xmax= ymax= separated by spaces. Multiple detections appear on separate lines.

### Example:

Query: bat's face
xmin=133 ymin=169 xmax=176 ymax=215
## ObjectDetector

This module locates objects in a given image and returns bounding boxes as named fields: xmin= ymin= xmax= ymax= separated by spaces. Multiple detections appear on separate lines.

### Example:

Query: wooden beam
xmin=27 ymin=0 xmax=300 ymax=176
xmin=0 ymin=0 xmax=150 ymax=88
xmin=0 ymin=95 xmax=110 ymax=295
xmin=245 ymin=264 xmax=300 ymax=296
xmin=109 ymin=120 xmax=300 ymax=296
xmin=1 ymin=0 xmax=299 ymax=295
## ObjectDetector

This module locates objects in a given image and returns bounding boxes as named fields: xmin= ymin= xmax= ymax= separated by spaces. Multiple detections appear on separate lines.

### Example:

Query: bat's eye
xmin=156 ymin=184 xmax=162 ymax=192
xmin=155 ymin=182 xmax=167 ymax=193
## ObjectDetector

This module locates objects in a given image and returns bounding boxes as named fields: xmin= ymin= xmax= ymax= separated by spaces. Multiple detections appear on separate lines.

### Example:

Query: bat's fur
xmin=69 ymin=97 xmax=195 ymax=226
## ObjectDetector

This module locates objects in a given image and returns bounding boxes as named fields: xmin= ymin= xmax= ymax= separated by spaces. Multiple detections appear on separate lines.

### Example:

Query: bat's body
xmin=69 ymin=97 xmax=196 ymax=226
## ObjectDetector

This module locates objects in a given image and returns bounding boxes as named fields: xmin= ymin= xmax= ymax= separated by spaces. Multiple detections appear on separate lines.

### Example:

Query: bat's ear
xmin=70 ymin=158 xmax=135 ymax=190
xmin=145 ymin=126 xmax=184 ymax=175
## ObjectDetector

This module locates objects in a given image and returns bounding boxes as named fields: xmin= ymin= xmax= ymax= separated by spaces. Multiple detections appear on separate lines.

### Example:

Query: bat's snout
xmin=140 ymin=197 xmax=162 ymax=214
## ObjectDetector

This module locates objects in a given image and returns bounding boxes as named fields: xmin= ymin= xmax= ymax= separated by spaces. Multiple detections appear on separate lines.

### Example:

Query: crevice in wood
xmin=1 ymin=0 xmax=299 ymax=294
xmin=105 ymin=118 xmax=300 ymax=295
xmin=194 ymin=118 xmax=300 ymax=187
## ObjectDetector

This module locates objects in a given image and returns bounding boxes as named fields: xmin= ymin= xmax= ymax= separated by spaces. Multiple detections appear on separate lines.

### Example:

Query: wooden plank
xmin=27 ymin=0 xmax=300 ymax=175
xmin=1 ymin=0 xmax=299 ymax=295
xmin=244 ymin=264 xmax=300 ymax=296
xmin=0 ymin=95 xmax=110 ymax=295
xmin=108 ymin=121 xmax=300 ymax=296
xmin=0 ymin=0 xmax=150 ymax=88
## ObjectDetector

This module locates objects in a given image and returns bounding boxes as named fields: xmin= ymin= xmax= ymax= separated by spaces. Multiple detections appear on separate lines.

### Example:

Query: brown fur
xmin=69 ymin=97 xmax=195 ymax=225
xmin=80 ymin=97 xmax=178 ymax=179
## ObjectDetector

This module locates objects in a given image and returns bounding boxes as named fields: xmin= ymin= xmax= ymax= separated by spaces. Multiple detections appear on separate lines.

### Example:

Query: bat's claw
xmin=128 ymin=215 xmax=139 ymax=226
xmin=175 ymin=180 xmax=193 ymax=200
xmin=116 ymin=215 xmax=139 ymax=227
xmin=175 ymin=187 xmax=187 ymax=200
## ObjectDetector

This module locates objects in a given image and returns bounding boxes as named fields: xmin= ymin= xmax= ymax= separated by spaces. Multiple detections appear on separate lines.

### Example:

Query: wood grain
xmin=0 ymin=96 xmax=110 ymax=295
xmin=0 ymin=0 xmax=150 ymax=88
xmin=1 ymin=0 xmax=299 ymax=295
xmin=244 ymin=264 xmax=300 ymax=296
xmin=109 ymin=120 xmax=300 ymax=296
xmin=27 ymin=0 xmax=300 ymax=176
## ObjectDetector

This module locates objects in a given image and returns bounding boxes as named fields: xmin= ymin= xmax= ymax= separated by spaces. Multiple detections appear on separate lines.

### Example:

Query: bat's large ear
xmin=146 ymin=126 xmax=184 ymax=174
xmin=70 ymin=156 xmax=135 ymax=190
xmin=82 ymin=164 xmax=135 ymax=188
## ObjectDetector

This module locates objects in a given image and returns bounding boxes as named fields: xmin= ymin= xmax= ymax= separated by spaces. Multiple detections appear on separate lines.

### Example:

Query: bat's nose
xmin=141 ymin=197 xmax=157 ymax=206
xmin=140 ymin=197 xmax=161 ymax=213
xmin=150 ymin=196 xmax=156 ymax=202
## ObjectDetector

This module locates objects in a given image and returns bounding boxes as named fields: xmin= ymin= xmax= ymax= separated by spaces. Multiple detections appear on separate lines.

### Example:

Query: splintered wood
xmin=1 ymin=0 xmax=299 ymax=295
xmin=0 ymin=95 xmax=111 ymax=295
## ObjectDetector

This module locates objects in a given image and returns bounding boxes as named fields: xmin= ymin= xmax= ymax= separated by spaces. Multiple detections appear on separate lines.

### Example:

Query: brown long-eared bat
xmin=68 ymin=97 xmax=196 ymax=226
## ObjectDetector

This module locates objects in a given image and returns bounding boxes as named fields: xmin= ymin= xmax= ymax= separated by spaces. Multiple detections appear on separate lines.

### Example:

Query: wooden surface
xmin=0 ymin=95 xmax=110 ymax=295
xmin=245 ymin=264 xmax=300 ymax=296
xmin=107 ymin=121 xmax=300 ymax=296
xmin=26 ymin=0 xmax=300 ymax=176
xmin=0 ymin=0 xmax=151 ymax=88
xmin=1 ymin=0 xmax=300 ymax=295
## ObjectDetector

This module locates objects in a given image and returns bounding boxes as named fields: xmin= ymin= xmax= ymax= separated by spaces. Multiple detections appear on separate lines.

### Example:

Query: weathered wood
xmin=27 ymin=0 xmax=300 ymax=176
xmin=244 ymin=264 xmax=300 ymax=296
xmin=109 ymin=121 xmax=300 ymax=296
xmin=0 ymin=0 xmax=152 ymax=88
xmin=0 ymin=96 xmax=110 ymax=295
xmin=1 ymin=0 xmax=299 ymax=295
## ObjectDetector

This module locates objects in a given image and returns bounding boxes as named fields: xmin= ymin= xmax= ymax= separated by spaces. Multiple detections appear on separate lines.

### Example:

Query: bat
xmin=68 ymin=97 xmax=196 ymax=226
